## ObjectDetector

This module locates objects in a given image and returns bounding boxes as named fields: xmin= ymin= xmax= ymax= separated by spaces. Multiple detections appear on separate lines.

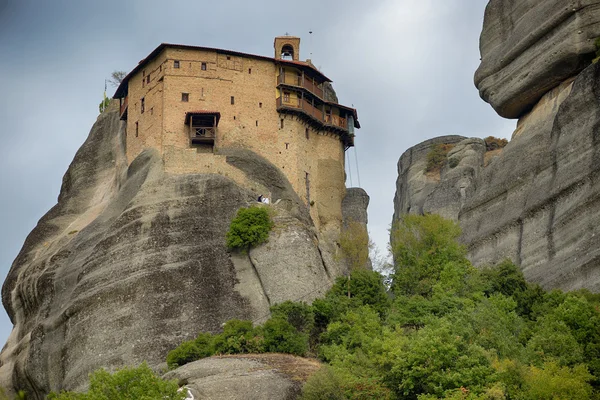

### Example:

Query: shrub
xmin=166 ymin=332 xmax=215 ymax=369
xmin=270 ymin=301 xmax=315 ymax=334
xmin=426 ymin=144 xmax=455 ymax=173
xmin=213 ymin=319 xmax=263 ymax=355
xmin=483 ymin=136 xmax=508 ymax=151
xmin=301 ymin=366 xmax=347 ymax=400
xmin=262 ymin=318 xmax=308 ymax=356
xmin=47 ymin=363 xmax=186 ymax=399
xmin=226 ymin=206 xmax=273 ymax=250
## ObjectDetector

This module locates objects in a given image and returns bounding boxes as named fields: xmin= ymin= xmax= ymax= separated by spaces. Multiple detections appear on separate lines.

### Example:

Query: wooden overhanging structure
xmin=185 ymin=111 xmax=220 ymax=145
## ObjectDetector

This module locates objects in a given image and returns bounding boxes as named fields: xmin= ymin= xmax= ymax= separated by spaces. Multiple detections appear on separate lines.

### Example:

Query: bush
xmin=301 ymin=366 xmax=347 ymax=400
xmin=213 ymin=319 xmax=263 ymax=355
xmin=270 ymin=301 xmax=315 ymax=334
xmin=226 ymin=206 xmax=273 ymax=250
xmin=263 ymin=318 xmax=308 ymax=356
xmin=426 ymin=144 xmax=455 ymax=173
xmin=47 ymin=363 xmax=186 ymax=399
xmin=166 ymin=332 xmax=215 ymax=369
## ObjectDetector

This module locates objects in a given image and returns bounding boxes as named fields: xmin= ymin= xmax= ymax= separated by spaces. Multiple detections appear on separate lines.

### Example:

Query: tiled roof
xmin=113 ymin=43 xmax=332 ymax=98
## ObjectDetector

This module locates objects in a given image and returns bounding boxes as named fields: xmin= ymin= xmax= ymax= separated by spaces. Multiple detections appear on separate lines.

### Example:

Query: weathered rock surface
xmin=342 ymin=188 xmax=370 ymax=228
xmin=392 ymin=135 xmax=469 ymax=221
xmin=0 ymin=103 xmax=351 ymax=398
xmin=394 ymin=63 xmax=600 ymax=293
xmin=475 ymin=0 xmax=600 ymax=118
xmin=163 ymin=354 xmax=321 ymax=400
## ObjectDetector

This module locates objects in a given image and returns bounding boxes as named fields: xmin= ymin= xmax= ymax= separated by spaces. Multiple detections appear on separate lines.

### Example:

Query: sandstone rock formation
xmin=396 ymin=48 xmax=600 ymax=292
xmin=163 ymin=354 xmax=321 ymax=400
xmin=0 ymin=103 xmax=364 ymax=398
xmin=475 ymin=0 xmax=600 ymax=118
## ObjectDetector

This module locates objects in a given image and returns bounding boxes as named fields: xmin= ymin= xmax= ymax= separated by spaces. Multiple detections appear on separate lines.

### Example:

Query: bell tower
xmin=274 ymin=35 xmax=300 ymax=61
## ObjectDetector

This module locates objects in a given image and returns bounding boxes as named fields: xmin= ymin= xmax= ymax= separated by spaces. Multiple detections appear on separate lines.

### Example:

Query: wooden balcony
xmin=276 ymin=97 xmax=348 ymax=131
xmin=277 ymin=74 xmax=324 ymax=99
xmin=119 ymin=96 xmax=128 ymax=120
xmin=325 ymin=114 xmax=347 ymax=129
xmin=190 ymin=127 xmax=216 ymax=145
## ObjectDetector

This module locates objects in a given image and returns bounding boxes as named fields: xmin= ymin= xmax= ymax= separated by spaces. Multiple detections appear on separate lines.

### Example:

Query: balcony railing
xmin=276 ymin=97 xmax=347 ymax=130
xmin=277 ymin=74 xmax=324 ymax=99
xmin=190 ymin=126 xmax=216 ymax=145
xmin=325 ymin=114 xmax=347 ymax=129
xmin=119 ymin=96 xmax=128 ymax=120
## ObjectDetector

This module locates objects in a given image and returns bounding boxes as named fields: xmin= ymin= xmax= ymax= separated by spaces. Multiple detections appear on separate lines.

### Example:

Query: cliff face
xmin=394 ymin=1 xmax=600 ymax=293
xmin=0 ymin=103 xmax=366 ymax=398
xmin=475 ymin=0 xmax=600 ymax=119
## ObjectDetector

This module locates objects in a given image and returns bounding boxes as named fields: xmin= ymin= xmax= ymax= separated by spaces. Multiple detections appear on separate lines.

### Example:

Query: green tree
xmin=390 ymin=214 xmax=467 ymax=297
xmin=520 ymin=362 xmax=593 ymax=400
xmin=226 ymin=206 xmax=273 ymax=250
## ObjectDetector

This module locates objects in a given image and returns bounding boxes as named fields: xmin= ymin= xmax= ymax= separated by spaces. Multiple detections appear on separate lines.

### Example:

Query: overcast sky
xmin=0 ymin=0 xmax=515 ymax=347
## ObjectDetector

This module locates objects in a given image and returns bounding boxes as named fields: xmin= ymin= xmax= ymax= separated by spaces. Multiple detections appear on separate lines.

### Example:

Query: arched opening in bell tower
xmin=281 ymin=44 xmax=295 ymax=60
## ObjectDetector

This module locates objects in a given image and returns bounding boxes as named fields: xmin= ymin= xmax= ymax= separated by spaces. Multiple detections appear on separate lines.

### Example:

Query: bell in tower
xmin=274 ymin=35 xmax=300 ymax=61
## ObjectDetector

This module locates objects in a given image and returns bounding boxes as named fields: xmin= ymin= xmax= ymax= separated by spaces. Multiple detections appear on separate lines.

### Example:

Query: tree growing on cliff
xmin=226 ymin=206 xmax=273 ymax=250
xmin=108 ymin=70 xmax=127 ymax=87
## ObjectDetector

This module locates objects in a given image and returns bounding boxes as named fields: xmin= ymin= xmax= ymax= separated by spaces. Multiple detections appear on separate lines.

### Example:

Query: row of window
xmin=173 ymin=60 xmax=207 ymax=71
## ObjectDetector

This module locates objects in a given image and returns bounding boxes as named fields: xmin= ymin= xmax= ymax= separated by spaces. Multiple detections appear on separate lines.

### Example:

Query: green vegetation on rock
xmin=425 ymin=144 xmax=455 ymax=173
xmin=169 ymin=214 xmax=600 ymax=399
xmin=594 ymin=38 xmax=600 ymax=64
xmin=226 ymin=206 xmax=273 ymax=250
xmin=47 ymin=363 xmax=186 ymax=400
xmin=483 ymin=136 xmax=508 ymax=151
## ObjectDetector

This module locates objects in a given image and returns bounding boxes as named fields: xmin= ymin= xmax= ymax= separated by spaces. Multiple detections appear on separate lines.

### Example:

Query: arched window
xmin=281 ymin=44 xmax=295 ymax=60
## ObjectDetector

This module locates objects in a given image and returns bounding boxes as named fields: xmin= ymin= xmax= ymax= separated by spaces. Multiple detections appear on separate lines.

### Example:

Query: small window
xmin=159 ymin=65 xmax=162 ymax=72
xmin=233 ymin=116 xmax=236 ymax=120
xmin=141 ymin=98 xmax=145 ymax=113
xmin=248 ymin=68 xmax=252 ymax=74
xmin=201 ymin=62 xmax=207 ymax=71
xmin=146 ymin=75 xmax=150 ymax=84
xmin=259 ymin=102 xmax=262 ymax=108
xmin=280 ymin=119 xmax=284 ymax=129
xmin=174 ymin=60 xmax=180 ymax=68
xmin=285 ymin=143 xmax=289 ymax=149
xmin=256 ymin=120 xmax=259 ymax=127
xmin=142 ymin=70 xmax=146 ymax=77
xmin=231 ymin=96 xmax=235 ymax=105
xmin=135 ymin=122 xmax=139 ymax=137
xmin=305 ymin=128 xmax=309 ymax=139
xmin=227 ymin=56 xmax=231 ymax=60
xmin=283 ymin=92 xmax=290 ymax=103
xmin=181 ymin=93 xmax=189 ymax=102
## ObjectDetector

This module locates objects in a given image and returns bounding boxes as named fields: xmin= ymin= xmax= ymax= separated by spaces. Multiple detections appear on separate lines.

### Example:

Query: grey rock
xmin=322 ymin=82 xmax=339 ymax=103
xmin=163 ymin=354 xmax=321 ymax=400
xmin=392 ymin=135 xmax=468 ymax=222
xmin=0 ymin=104 xmax=343 ymax=398
xmin=342 ymin=188 xmax=370 ymax=228
xmin=475 ymin=0 xmax=600 ymax=118
xmin=394 ymin=63 xmax=600 ymax=293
